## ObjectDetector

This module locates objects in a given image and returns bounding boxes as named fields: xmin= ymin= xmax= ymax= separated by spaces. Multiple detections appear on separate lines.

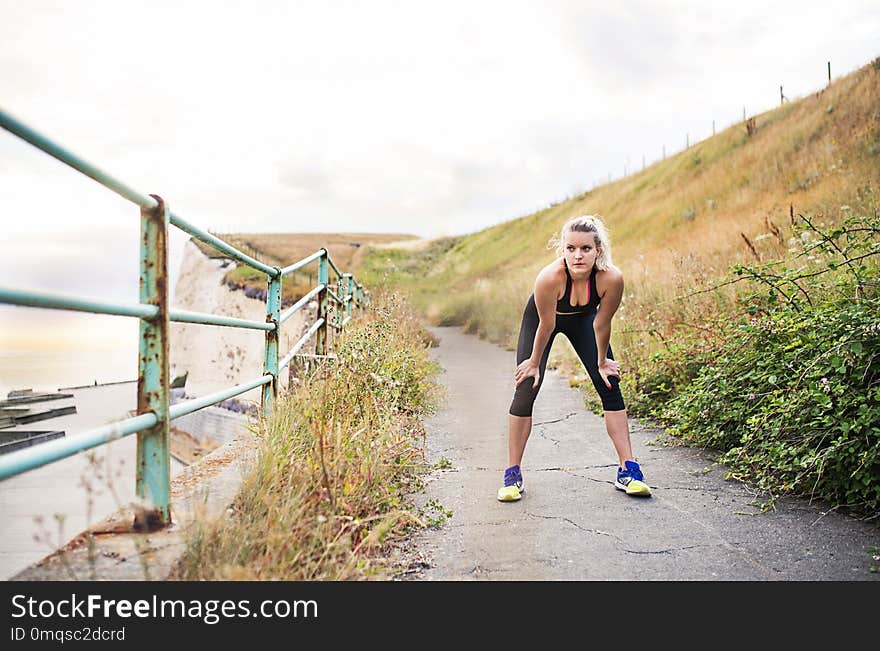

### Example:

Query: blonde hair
xmin=549 ymin=214 xmax=613 ymax=270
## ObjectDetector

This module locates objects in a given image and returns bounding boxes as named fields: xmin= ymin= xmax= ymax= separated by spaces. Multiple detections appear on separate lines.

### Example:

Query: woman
xmin=498 ymin=215 xmax=650 ymax=501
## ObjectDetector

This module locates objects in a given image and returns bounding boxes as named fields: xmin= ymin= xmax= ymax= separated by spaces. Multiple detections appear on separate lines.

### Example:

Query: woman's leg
xmin=507 ymin=297 xmax=557 ymax=467
xmin=508 ymin=414 xmax=532 ymax=468
xmin=602 ymin=409 xmax=634 ymax=468
xmin=563 ymin=316 xmax=633 ymax=465
xmin=507 ymin=338 xmax=556 ymax=466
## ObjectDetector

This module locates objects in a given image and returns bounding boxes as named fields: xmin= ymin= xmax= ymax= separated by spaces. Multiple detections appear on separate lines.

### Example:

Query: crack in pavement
xmin=433 ymin=446 xmax=473 ymax=455
xmin=533 ymin=412 xmax=578 ymax=426
xmin=532 ymin=464 xmax=618 ymax=472
xmin=622 ymin=543 xmax=727 ymax=555
xmin=565 ymin=469 xmax=678 ymax=492
xmin=563 ymin=470 xmax=617 ymax=487
xmin=496 ymin=512 xmax=752 ymax=560
xmin=526 ymin=512 xmax=620 ymax=541
xmin=527 ymin=514 xmax=744 ymax=557
xmin=650 ymin=485 xmax=714 ymax=492
xmin=468 ymin=464 xmax=618 ymax=472
xmin=536 ymin=428 xmax=560 ymax=446
xmin=467 ymin=556 xmax=557 ymax=575
xmin=445 ymin=520 xmax=518 ymax=530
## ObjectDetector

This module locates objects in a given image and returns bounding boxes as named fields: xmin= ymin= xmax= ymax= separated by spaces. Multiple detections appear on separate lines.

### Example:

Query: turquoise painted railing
xmin=0 ymin=108 xmax=370 ymax=527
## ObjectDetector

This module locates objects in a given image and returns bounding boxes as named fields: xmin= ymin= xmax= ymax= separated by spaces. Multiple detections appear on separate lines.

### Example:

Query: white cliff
xmin=169 ymin=240 xmax=309 ymax=404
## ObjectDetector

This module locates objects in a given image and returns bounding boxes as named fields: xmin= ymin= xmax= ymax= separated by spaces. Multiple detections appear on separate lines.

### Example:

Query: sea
xmin=0 ymin=348 xmax=138 ymax=397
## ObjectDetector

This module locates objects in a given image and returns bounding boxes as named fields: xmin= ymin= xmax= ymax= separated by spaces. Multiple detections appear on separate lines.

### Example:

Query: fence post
xmin=136 ymin=194 xmax=171 ymax=529
xmin=344 ymin=273 xmax=354 ymax=319
xmin=337 ymin=272 xmax=346 ymax=329
xmin=262 ymin=267 xmax=282 ymax=417
xmin=316 ymin=250 xmax=329 ymax=355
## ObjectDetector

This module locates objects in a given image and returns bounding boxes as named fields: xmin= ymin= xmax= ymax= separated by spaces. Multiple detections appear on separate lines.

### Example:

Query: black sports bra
xmin=556 ymin=260 xmax=600 ymax=314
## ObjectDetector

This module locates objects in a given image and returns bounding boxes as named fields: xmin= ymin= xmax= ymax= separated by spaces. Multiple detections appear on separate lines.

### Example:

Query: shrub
xmin=643 ymin=211 xmax=880 ymax=516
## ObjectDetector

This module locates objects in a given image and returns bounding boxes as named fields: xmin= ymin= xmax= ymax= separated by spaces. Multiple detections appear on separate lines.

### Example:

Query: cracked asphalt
xmin=404 ymin=326 xmax=880 ymax=580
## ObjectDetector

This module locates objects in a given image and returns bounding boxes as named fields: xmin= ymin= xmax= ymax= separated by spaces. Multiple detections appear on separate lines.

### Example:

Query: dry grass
xmin=176 ymin=291 xmax=442 ymax=580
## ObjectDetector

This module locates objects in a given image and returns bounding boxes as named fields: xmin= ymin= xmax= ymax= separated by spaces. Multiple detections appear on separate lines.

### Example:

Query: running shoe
xmin=615 ymin=460 xmax=651 ymax=496
xmin=497 ymin=464 xmax=524 ymax=502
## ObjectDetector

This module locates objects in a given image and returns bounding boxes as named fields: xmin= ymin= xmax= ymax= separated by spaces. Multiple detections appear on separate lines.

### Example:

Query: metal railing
xmin=0 ymin=108 xmax=370 ymax=527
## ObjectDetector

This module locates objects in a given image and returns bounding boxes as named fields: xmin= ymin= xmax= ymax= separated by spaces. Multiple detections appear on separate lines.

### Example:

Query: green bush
xmin=621 ymin=329 xmax=724 ymax=417
xmin=637 ymin=211 xmax=880 ymax=516
xmin=663 ymin=295 xmax=880 ymax=512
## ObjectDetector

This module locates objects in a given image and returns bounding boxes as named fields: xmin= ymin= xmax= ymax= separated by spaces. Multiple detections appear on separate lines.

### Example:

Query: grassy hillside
xmin=359 ymin=59 xmax=880 ymax=363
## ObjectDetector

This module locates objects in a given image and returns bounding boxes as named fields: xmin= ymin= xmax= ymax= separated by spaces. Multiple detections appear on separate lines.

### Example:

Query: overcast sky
xmin=1 ymin=0 xmax=878 ymax=351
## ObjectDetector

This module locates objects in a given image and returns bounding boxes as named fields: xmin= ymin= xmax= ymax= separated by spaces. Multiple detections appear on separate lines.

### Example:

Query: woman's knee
xmin=585 ymin=371 xmax=625 ymax=411
xmin=509 ymin=386 xmax=538 ymax=417
xmin=598 ymin=388 xmax=625 ymax=411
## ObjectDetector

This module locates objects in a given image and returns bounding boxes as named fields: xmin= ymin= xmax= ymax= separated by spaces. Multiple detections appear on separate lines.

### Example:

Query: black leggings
xmin=509 ymin=295 xmax=625 ymax=416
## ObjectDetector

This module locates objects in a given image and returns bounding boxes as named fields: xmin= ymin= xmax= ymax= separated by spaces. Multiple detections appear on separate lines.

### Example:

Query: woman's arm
xmin=594 ymin=268 xmax=624 ymax=388
xmin=514 ymin=272 xmax=557 ymax=388
xmin=529 ymin=273 xmax=558 ymax=363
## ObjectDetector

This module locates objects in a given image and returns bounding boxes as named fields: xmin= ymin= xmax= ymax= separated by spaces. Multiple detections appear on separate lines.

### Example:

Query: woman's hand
xmin=515 ymin=359 xmax=541 ymax=389
xmin=598 ymin=359 xmax=620 ymax=389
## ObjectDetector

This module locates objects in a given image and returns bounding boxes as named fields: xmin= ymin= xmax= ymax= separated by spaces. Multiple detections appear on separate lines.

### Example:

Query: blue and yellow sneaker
xmin=615 ymin=460 xmax=651 ymax=496
xmin=497 ymin=464 xmax=524 ymax=502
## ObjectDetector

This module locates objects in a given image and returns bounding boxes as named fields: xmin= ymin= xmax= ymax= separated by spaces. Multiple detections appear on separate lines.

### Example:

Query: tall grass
xmin=177 ymin=291 xmax=442 ymax=580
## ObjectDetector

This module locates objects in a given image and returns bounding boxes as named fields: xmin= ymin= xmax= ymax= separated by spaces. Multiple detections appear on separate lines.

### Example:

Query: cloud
xmin=548 ymin=1 xmax=686 ymax=95
xmin=0 ymin=229 xmax=139 ymax=300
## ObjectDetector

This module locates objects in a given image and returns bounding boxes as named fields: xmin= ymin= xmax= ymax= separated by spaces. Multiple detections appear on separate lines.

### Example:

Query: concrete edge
xmin=10 ymin=432 xmax=259 ymax=581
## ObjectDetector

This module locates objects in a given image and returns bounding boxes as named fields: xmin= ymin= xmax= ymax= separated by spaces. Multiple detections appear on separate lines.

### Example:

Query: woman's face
xmin=563 ymin=229 xmax=599 ymax=273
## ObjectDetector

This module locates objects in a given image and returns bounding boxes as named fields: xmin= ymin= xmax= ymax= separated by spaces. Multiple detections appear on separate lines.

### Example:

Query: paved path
xmin=407 ymin=327 xmax=880 ymax=580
